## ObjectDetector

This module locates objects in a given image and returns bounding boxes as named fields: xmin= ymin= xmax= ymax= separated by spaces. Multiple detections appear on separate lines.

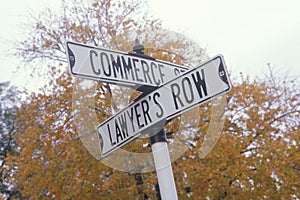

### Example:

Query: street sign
xmin=66 ymin=42 xmax=188 ymax=90
xmin=97 ymin=55 xmax=232 ymax=157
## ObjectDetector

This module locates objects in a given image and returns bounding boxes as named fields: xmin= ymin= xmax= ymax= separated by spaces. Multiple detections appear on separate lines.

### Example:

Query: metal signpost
xmin=66 ymin=40 xmax=232 ymax=200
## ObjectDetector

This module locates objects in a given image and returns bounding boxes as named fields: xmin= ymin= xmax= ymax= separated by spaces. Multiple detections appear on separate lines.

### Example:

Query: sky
xmin=0 ymin=0 xmax=300 ymax=88
xmin=150 ymin=0 xmax=300 ymax=78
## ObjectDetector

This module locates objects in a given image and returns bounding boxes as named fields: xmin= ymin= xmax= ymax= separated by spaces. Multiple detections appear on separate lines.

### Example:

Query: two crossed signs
xmin=67 ymin=41 xmax=232 ymax=158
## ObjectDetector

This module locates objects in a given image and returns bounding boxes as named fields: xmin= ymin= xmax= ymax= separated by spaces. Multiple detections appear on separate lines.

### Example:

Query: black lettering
xmin=115 ymin=120 xmax=123 ymax=143
xmin=90 ymin=50 xmax=100 ymax=75
xmin=134 ymin=103 xmax=144 ymax=128
xmin=100 ymin=52 xmax=111 ymax=76
xmin=107 ymin=124 xmax=116 ymax=146
xmin=151 ymin=62 xmax=160 ymax=85
xmin=174 ymin=68 xmax=180 ymax=76
xmin=118 ymin=113 xmax=129 ymax=139
xmin=126 ymin=109 xmax=136 ymax=132
xmin=174 ymin=68 xmax=186 ymax=76
xmin=141 ymin=60 xmax=152 ymax=84
xmin=111 ymin=54 xmax=123 ymax=78
xmin=122 ymin=57 xmax=134 ymax=80
xmin=153 ymin=92 xmax=164 ymax=118
xmin=182 ymin=77 xmax=194 ymax=103
xmin=141 ymin=99 xmax=152 ymax=126
xmin=158 ymin=64 xmax=165 ymax=84
xmin=133 ymin=58 xmax=143 ymax=82
xmin=191 ymin=69 xmax=208 ymax=98
xmin=171 ymin=83 xmax=184 ymax=109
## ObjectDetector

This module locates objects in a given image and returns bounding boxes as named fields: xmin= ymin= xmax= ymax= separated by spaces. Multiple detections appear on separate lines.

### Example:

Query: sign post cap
xmin=133 ymin=38 xmax=144 ymax=53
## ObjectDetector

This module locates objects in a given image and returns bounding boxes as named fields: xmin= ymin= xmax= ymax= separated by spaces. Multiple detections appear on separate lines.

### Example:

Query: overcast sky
xmin=1 ymin=0 xmax=300 ymax=87
xmin=151 ymin=0 xmax=300 ymax=78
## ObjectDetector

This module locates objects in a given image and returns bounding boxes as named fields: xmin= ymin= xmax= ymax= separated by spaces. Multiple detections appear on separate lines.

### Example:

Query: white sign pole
xmin=134 ymin=40 xmax=178 ymax=199
xmin=150 ymin=129 xmax=178 ymax=200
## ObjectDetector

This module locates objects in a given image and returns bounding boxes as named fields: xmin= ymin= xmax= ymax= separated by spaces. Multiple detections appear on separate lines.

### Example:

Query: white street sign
xmin=66 ymin=42 xmax=188 ymax=90
xmin=97 ymin=55 xmax=232 ymax=157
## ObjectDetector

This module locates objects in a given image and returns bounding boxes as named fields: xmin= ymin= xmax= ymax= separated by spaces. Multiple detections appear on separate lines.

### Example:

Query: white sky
xmin=1 ymin=0 xmax=300 ymax=87
xmin=151 ymin=0 xmax=300 ymax=78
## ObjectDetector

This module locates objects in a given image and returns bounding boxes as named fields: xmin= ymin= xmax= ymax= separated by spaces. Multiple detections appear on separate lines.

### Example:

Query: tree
xmin=0 ymin=82 xmax=22 ymax=199
xmin=9 ymin=67 xmax=300 ymax=199
xmin=172 ymin=72 xmax=300 ymax=199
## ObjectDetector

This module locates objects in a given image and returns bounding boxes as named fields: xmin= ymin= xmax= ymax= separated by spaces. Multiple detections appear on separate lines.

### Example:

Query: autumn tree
xmin=9 ymin=66 xmax=300 ymax=199
xmin=172 ymin=71 xmax=300 ymax=199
